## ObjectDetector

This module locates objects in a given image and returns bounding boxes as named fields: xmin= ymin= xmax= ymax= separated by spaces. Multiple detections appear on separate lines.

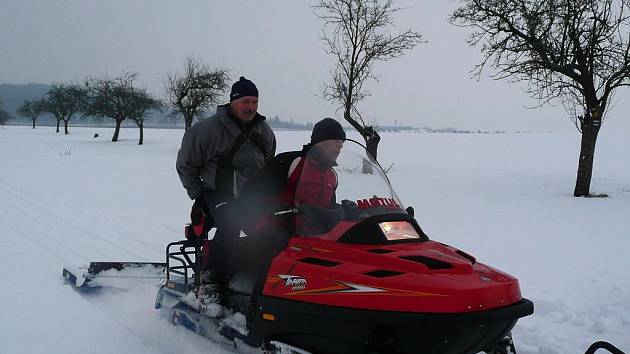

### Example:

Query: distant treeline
xmin=267 ymin=116 xmax=313 ymax=130
xmin=1 ymin=82 xmax=319 ymax=131
xmin=3 ymin=83 xmax=504 ymax=134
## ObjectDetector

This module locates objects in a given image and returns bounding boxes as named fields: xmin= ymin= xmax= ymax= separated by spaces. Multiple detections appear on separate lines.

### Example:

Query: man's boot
xmin=197 ymin=271 xmax=229 ymax=317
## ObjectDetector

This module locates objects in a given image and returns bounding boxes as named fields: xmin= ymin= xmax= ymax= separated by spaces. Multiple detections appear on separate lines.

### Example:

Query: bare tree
xmin=41 ymin=84 xmax=85 ymax=134
xmin=85 ymin=72 xmax=155 ymax=142
xmin=16 ymin=99 xmax=46 ymax=129
xmin=165 ymin=57 xmax=229 ymax=129
xmin=451 ymin=0 xmax=630 ymax=197
xmin=313 ymin=0 xmax=423 ymax=160
xmin=0 ymin=99 xmax=10 ymax=126
xmin=127 ymin=91 xmax=163 ymax=145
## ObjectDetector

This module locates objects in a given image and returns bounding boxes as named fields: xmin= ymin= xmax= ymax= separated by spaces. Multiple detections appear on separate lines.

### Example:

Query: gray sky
xmin=2 ymin=0 xmax=630 ymax=132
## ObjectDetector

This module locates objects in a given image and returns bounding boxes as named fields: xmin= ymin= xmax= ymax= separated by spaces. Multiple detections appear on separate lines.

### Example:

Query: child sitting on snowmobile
xmin=239 ymin=117 xmax=348 ymax=248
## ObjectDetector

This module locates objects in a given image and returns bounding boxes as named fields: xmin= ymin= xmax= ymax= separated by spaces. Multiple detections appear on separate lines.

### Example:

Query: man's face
xmin=316 ymin=139 xmax=344 ymax=162
xmin=230 ymin=96 xmax=258 ymax=122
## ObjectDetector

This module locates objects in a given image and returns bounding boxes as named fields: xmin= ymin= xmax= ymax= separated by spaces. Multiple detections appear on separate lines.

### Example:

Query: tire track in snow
xmin=0 ymin=186 xmax=229 ymax=353
xmin=0 ymin=180 xmax=236 ymax=354
xmin=516 ymin=283 xmax=630 ymax=354
xmin=1 ymin=192 xmax=104 ymax=263
xmin=0 ymin=218 xmax=72 ymax=267
xmin=79 ymin=287 xmax=231 ymax=354
xmin=0 ymin=182 xmax=112 ymax=260
xmin=0 ymin=183 xmax=94 ymax=261
xmin=0 ymin=184 xmax=215 ymax=353
xmin=0 ymin=183 xmax=147 ymax=262
xmin=0 ymin=181 xmax=147 ymax=263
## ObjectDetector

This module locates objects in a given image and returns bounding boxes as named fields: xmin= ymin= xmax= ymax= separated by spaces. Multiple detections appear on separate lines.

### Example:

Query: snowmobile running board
xmin=584 ymin=341 xmax=626 ymax=354
xmin=62 ymin=262 xmax=166 ymax=289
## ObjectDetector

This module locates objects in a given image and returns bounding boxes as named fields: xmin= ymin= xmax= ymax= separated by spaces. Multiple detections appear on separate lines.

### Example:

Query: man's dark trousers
xmin=202 ymin=191 xmax=241 ymax=281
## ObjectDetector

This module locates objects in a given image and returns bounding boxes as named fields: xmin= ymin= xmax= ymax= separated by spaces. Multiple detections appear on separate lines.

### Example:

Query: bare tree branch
xmin=165 ymin=57 xmax=229 ymax=129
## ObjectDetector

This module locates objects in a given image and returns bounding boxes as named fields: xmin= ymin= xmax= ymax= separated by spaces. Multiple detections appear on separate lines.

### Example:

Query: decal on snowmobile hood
xmin=279 ymin=274 xmax=307 ymax=291
xmin=357 ymin=197 xmax=401 ymax=210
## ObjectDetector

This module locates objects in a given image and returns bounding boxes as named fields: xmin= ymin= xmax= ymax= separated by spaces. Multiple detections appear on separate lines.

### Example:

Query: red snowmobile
xmin=64 ymin=139 xmax=535 ymax=354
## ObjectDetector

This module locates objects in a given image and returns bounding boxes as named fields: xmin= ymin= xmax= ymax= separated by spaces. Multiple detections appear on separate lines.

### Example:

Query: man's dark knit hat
xmin=311 ymin=117 xmax=346 ymax=144
xmin=230 ymin=76 xmax=258 ymax=102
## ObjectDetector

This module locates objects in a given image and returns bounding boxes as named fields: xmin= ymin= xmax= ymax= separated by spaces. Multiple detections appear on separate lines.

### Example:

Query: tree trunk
xmin=112 ymin=119 xmax=122 ymax=142
xmin=56 ymin=120 xmax=60 ymax=133
xmin=342 ymin=110 xmax=382 ymax=160
xmin=138 ymin=122 xmax=144 ymax=145
xmin=32 ymin=118 xmax=36 ymax=129
xmin=366 ymin=131 xmax=381 ymax=161
xmin=64 ymin=119 xmax=69 ymax=135
xmin=343 ymin=109 xmax=382 ymax=173
xmin=573 ymin=109 xmax=602 ymax=197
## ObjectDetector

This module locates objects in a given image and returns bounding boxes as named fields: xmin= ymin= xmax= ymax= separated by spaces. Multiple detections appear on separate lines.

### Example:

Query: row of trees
xmin=16 ymin=60 xmax=231 ymax=144
xmin=16 ymin=73 xmax=161 ymax=145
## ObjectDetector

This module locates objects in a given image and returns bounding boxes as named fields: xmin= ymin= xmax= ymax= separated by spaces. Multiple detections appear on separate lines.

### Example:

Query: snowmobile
xmin=65 ymin=139 xmax=537 ymax=354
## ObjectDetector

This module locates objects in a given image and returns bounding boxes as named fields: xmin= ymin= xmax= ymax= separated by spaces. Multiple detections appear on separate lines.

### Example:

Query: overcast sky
xmin=2 ymin=0 xmax=630 ymax=132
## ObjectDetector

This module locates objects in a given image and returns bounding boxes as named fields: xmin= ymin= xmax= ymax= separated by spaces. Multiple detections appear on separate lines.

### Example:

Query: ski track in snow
xmin=76 ymin=284 xmax=232 ymax=354
xmin=0 ymin=180 xmax=143 ymax=263
xmin=1 ymin=126 xmax=629 ymax=354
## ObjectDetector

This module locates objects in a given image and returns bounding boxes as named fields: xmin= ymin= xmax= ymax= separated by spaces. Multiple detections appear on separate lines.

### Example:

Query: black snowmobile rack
xmin=164 ymin=237 xmax=205 ymax=293
xmin=584 ymin=341 xmax=626 ymax=354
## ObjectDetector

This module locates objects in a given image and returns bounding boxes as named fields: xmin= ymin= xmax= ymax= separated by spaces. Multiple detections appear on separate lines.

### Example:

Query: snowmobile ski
xmin=163 ymin=300 xmax=312 ymax=354
xmin=268 ymin=341 xmax=312 ymax=354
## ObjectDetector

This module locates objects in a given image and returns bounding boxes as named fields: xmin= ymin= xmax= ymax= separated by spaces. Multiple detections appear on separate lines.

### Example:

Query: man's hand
xmin=341 ymin=199 xmax=360 ymax=220
xmin=190 ymin=198 xmax=210 ymax=237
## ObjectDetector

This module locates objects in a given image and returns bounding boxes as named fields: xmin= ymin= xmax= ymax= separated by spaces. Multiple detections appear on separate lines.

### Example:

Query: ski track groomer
xmin=175 ymin=76 xmax=276 ymax=311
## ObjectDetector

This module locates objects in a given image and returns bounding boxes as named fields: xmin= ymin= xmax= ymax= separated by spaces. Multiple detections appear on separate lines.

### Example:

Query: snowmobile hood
xmin=263 ymin=236 xmax=523 ymax=314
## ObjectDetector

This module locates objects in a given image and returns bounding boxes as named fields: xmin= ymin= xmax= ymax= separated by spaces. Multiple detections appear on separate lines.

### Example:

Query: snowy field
xmin=1 ymin=125 xmax=629 ymax=354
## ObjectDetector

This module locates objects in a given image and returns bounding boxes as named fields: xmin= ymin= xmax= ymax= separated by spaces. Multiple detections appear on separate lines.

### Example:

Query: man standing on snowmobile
xmin=176 ymin=76 xmax=276 ymax=315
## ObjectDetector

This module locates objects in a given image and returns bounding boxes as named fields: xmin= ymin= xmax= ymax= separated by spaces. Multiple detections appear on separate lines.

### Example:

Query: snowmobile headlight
xmin=378 ymin=221 xmax=421 ymax=241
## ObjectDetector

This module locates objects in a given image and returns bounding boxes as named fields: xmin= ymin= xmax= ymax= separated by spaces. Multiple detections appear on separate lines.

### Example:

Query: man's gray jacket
xmin=176 ymin=104 xmax=276 ymax=200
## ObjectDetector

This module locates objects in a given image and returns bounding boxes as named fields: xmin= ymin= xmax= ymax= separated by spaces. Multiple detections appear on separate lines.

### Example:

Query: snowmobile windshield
xmin=292 ymin=139 xmax=407 ymax=236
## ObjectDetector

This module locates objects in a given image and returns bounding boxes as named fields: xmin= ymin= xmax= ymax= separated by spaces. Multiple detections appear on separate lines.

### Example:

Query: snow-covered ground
xmin=1 ymin=125 xmax=628 ymax=354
